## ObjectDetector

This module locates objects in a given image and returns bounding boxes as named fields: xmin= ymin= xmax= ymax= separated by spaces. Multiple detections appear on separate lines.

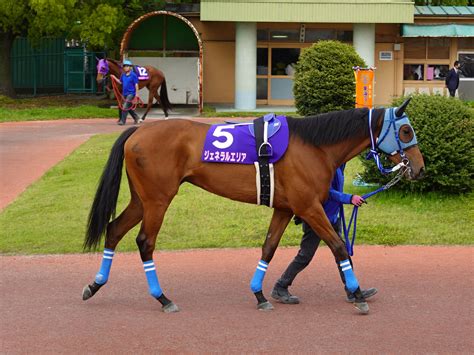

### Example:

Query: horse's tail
xmin=84 ymin=126 xmax=139 ymax=251
xmin=160 ymin=79 xmax=172 ymax=116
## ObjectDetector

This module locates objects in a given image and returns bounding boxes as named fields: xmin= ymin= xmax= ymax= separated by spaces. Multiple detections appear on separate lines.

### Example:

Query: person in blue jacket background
xmin=271 ymin=164 xmax=378 ymax=304
xmin=111 ymin=59 xmax=141 ymax=125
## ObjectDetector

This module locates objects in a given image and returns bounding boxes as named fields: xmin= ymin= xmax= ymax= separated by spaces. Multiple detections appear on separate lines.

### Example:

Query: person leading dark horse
xmin=111 ymin=59 xmax=141 ymax=125
xmin=271 ymin=164 xmax=377 ymax=304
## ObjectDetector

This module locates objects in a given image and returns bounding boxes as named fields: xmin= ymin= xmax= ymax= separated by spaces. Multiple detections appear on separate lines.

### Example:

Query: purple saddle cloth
xmin=201 ymin=116 xmax=289 ymax=164
xmin=133 ymin=66 xmax=149 ymax=81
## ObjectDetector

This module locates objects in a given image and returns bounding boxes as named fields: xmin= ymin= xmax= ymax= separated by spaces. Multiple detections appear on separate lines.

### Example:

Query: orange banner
xmin=354 ymin=68 xmax=375 ymax=109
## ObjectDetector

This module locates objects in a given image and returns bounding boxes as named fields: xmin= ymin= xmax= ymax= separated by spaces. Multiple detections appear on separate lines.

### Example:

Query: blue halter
xmin=342 ymin=107 xmax=418 ymax=256
xmin=366 ymin=107 xmax=417 ymax=175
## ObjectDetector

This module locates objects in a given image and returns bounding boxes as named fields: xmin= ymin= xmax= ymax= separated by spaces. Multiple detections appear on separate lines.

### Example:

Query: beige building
xmin=120 ymin=2 xmax=474 ymax=110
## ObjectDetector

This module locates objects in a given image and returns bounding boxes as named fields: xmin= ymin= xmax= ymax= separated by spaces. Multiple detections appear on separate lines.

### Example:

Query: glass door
xmin=257 ymin=44 xmax=304 ymax=105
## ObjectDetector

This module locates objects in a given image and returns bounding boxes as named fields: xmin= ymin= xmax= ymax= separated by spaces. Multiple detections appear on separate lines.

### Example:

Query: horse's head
xmin=96 ymin=58 xmax=109 ymax=85
xmin=377 ymin=99 xmax=425 ymax=180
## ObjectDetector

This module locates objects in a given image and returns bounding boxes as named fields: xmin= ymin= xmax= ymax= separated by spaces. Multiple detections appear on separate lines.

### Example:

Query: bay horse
xmin=96 ymin=58 xmax=172 ymax=120
xmin=82 ymin=100 xmax=425 ymax=314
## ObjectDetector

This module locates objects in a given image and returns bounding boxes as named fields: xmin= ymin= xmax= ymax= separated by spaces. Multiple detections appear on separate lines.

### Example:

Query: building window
xmin=459 ymin=53 xmax=474 ymax=79
xmin=303 ymin=29 xmax=352 ymax=43
xmin=427 ymin=64 xmax=449 ymax=81
xmin=305 ymin=29 xmax=335 ymax=42
xmin=404 ymin=64 xmax=424 ymax=81
xmin=257 ymin=78 xmax=268 ymax=100
xmin=271 ymin=48 xmax=300 ymax=75
xmin=403 ymin=38 xmax=451 ymax=82
xmin=337 ymin=30 xmax=353 ymax=42
xmin=257 ymin=29 xmax=269 ymax=41
xmin=257 ymin=48 xmax=268 ymax=75
xmin=269 ymin=29 xmax=299 ymax=42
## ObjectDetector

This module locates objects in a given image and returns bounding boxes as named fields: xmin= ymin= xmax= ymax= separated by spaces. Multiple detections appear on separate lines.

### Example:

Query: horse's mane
xmin=286 ymin=108 xmax=384 ymax=146
xmin=106 ymin=58 xmax=121 ymax=67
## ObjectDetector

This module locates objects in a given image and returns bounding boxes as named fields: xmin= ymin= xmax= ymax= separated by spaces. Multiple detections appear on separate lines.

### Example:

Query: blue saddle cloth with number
xmin=133 ymin=66 xmax=149 ymax=81
xmin=201 ymin=114 xmax=289 ymax=164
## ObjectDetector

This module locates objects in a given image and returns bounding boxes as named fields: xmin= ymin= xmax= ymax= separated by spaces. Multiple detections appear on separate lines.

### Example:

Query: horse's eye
xmin=399 ymin=124 xmax=414 ymax=143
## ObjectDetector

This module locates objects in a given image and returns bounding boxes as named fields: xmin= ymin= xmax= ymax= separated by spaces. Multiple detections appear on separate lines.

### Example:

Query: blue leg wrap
xmin=250 ymin=260 xmax=268 ymax=293
xmin=143 ymin=260 xmax=163 ymax=298
xmin=95 ymin=248 xmax=114 ymax=285
xmin=340 ymin=259 xmax=359 ymax=293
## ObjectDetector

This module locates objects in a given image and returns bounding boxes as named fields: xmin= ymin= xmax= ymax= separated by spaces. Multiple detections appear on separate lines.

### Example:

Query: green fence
xmin=11 ymin=37 xmax=105 ymax=96
xmin=64 ymin=50 xmax=103 ymax=94
xmin=11 ymin=38 xmax=64 ymax=95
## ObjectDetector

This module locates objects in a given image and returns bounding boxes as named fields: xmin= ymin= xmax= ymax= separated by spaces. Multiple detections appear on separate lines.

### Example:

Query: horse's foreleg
xmin=302 ymin=204 xmax=369 ymax=314
xmin=250 ymin=208 xmax=293 ymax=311
xmin=135 ymin=200 xmax=179 ymax=313
xmin=82 ymin=190 xmax=143 ymax=301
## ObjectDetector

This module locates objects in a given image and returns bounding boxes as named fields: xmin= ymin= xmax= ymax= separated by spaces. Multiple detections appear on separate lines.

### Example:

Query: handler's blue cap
xmin=123 ymin=59 xmax=133 ymax=66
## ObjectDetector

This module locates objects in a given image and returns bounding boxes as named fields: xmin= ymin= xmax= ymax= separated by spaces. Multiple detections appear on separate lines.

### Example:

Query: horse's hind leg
xmin=250 ymin=208 xmax=293 ymax=311
xmin=82 ymin=189 xmax=143 ymax=301
xmin=153 ymin=91 xmax=167 ymax=119
xmin=136 ymin=199 xmax=179 ymax=313
xmin=140 ymin=85 xmax=154 ymax=121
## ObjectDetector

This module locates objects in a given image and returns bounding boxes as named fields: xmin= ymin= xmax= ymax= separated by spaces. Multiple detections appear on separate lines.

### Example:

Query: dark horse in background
xmin=96 ymin=58 xmax=172 ymax=120
xmin=82 ymin=101 xmax=425 ymax=314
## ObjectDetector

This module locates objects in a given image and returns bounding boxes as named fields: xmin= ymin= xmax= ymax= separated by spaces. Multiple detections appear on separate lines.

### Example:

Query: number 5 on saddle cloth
xmin=201 ymin=113 xmax=289 ymax=207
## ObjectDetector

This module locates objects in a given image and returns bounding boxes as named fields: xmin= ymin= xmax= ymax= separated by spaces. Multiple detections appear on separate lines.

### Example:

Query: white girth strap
xmin=263 ymin=121 xmax=269 ymax=146
xmin=254 ymin=162 xmax=275 ymax=207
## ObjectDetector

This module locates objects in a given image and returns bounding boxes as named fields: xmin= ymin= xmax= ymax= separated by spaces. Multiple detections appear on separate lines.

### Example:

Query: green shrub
xmin=293 ymin=40 xmax=365 ymax=116
xmin=359 ymin=94 xmax=473 ymax=194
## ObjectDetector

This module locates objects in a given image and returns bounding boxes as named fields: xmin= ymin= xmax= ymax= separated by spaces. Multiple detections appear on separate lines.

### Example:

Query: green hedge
xmin=293 ymin=40 xmax=365 ymax=116
xmin=359 ymin=94 xmax=473 ymax=194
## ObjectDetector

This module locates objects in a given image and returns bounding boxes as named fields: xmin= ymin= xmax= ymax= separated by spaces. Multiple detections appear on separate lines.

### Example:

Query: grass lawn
xmin=0 ymin=95 xmax=117 ymax=122
xmin=0 ymin=133 xmax=473 ymax=255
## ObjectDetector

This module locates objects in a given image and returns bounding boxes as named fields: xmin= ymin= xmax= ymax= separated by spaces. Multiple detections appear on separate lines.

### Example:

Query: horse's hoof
xmin=354 ymin=301 xmax=369 ymax=315
xmin=162 ymin=302 xmax=180 ymax=313
xmin=82 ymin=285 xmax=93 ymax=301
xmin=257 ymin=301 xmax=274 ymax=311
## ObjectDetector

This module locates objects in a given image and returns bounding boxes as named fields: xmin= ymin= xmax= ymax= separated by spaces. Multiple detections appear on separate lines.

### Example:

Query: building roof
xmin=402 ymin=23 xmax=474 ymax=37
xmin=200 ymin=0 xmax=414 ymax=24
xmin=414 ymin=6 xmax=474 ymax=17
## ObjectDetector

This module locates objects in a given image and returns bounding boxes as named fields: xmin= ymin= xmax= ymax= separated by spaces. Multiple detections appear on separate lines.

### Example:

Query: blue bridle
xmin=342 ymin=106 xmax=418 ymax=256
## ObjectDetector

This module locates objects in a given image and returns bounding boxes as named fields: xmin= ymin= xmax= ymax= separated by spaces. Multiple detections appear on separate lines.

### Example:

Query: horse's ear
xmin=96 ymin=56 xmax=100 ymax=61
xmin=395 ymin=98 xmax=411 ymax=117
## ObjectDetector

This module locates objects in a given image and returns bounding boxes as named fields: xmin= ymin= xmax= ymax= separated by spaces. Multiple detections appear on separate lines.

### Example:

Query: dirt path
xmin=1 ymin=246 xmax=472 ymax=353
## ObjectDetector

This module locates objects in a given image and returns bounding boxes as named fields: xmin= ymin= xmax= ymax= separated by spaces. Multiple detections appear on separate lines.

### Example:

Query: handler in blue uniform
xmin=111 ymin=59 xmax=141 ymax=125
xmin=272 ymin=164 xmax=378 ymax=304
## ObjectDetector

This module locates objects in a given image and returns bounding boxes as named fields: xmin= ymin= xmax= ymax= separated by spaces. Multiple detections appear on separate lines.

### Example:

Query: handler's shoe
xmin=271 ymin=285 xmax=300 ymax=304
xmin=346 ymin=287 xmax=378 ymax=303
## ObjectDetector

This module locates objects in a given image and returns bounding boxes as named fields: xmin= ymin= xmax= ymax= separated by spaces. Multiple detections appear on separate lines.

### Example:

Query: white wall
xmin=129 ymin=57 xmax=199 ymax=104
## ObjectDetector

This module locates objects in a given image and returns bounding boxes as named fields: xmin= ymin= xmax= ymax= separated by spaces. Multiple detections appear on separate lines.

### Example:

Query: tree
xmin=0 ymin=0 xmax=166 ymax=97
